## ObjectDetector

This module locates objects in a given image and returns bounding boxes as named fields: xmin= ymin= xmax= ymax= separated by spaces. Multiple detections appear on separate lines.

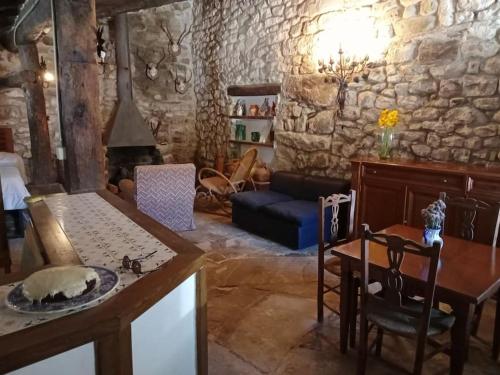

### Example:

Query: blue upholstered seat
xmin=230 ymin=190 xmax=293 ymax=211
xmin=261 ymin=200 xmax=318 ymax=226
xmin=231 ymin=171 xmax=350 ymax=249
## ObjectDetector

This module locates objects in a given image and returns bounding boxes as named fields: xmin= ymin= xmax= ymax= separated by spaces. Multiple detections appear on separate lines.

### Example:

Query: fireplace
xmin=106 ymin=146 xmax=163 ymax=185
xmin=105 ymin=14 xmax=162 ymax=187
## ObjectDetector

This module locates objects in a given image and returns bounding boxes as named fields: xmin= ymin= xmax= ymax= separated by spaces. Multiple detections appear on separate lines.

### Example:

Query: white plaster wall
xmin=132 ymin=273 xmax=197 ymax=375
xmin=7 ymin=343 xmax=95 ymax=375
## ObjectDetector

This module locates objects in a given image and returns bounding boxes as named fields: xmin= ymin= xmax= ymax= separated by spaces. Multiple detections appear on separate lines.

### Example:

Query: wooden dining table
xmin=332 ymin=224 xmax=500 ymax=375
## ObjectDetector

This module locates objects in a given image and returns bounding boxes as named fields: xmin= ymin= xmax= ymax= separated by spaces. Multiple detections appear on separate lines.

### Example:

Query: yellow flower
xmin=378 ymin=109 xmax=399 ymax=128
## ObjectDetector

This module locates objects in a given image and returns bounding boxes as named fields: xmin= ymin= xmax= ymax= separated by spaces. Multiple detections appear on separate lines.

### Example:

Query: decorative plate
xmin=5 ymin=266 xmax=119 ymax=314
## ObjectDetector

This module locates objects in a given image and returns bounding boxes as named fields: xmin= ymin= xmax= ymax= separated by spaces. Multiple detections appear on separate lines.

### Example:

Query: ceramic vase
xmin=423 ymin=227 xmax=443 ymax=248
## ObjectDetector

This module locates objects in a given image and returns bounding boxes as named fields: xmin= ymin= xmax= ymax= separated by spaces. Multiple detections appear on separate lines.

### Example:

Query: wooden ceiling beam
xmin=0 ymin=0 xmax=51 ymax=52
xmin=95 ymin=0 xmax=184 ymax=17
xmin=0 ymin=0 xmax=184 ymax=51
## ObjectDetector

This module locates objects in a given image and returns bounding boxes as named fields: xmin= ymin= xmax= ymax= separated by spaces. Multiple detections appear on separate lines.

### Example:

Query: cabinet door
xmin=359 ymin=176 xmax=406 ymax=232
xmin=406 ymin=184 xmax=439 ymax=228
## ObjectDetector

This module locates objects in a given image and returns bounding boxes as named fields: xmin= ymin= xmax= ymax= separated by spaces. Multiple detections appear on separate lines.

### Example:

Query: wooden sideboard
xmin=351 ymin=158 xmax=500 ymax=245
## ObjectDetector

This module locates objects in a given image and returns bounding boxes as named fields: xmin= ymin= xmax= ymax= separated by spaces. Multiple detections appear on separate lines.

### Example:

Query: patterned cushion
xmin=135 ymin=164 xmax=196 ymax=231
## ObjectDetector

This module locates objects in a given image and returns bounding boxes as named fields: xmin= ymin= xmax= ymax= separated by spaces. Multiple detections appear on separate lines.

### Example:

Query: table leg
xmin=340 ymin=257 xmax=353 ymax=354
xmin=449 ymin=301 xmax=474 ymax=375
xmin=95 ymin=324 xmax=133 ymax=375
xmin=493 ymin=289 xmax=500 ymax=360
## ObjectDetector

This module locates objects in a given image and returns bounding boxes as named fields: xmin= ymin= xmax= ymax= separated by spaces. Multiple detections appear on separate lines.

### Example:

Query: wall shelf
xmin=229 ymin=139 xmax=274 ymax=148
xmin=227 ymin=84 xmax=281 ymax=164
xmin=229 ymin=115 xmax=274 ymax=120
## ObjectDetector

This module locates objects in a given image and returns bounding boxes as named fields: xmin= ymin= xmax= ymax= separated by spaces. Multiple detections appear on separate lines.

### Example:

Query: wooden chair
xmin=0 ymin=178 xmax=11 ymax=273
xmin=317 ymin=190 xmax=355 ymax=322
xmin=357 ymin=224 xmax=454 ymax=375
xmin=439 ymin=192 xmax=500 ymax=246
xmin=439 ymin=192 xmax=500 ymax=344
xmin=197 ymin=148 xmax=258 ymax=211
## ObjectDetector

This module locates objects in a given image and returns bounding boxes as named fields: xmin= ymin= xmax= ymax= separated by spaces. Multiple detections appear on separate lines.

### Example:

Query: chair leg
xmin=375 ymin=328 xmax=383 ymax=357
xmin=413 ymin=336 xmax=426 ymax=375
xmin=357 ymin=318 xmax=369 ymax=375
xmin=493 ymin=290 xmax=500 ymax=360
xmin=350 ymin=278 xmax=359 ymax=348
xmin=317 ymin=279 xmax=324 ymax=323
xmin=471 ymin=302 xmax=484 ymax=337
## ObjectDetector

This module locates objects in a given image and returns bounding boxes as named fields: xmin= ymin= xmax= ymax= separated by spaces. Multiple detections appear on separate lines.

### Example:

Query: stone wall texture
xmin=192 ymin=0 xmax=500 ymax=178
xmin=0 ymin=36 xmax=59 ymax=179
xmin=2 ymin=0 xmax=500 ymax=181
xmin=0 ymin=1 xmax=196 ymax=181
xmin=100 ymin=2 xmax=197 ymax=162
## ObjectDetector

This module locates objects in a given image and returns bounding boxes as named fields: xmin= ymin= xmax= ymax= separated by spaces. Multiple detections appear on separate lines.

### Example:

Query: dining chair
xmin=357 ymin=224 xmax=454 ymax=375
xmin=317 ymin=190 xmax=356 ymax=322
xmin=439 ymin=192 xmax=500 ymax=246
xmin=439 ymin=192 xmax=500 ymax=345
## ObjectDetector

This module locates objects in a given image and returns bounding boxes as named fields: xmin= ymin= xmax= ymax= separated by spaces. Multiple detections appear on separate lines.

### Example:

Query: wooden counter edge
xmin=0 ymin=191 xmax=207 ymax=374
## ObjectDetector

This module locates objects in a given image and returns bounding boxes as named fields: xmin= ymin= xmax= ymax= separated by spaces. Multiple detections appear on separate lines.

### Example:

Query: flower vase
xmin=422 ymin=227 xmax=443 ymax=248
xmin=378 ymin=127 xmax=394 ymax=159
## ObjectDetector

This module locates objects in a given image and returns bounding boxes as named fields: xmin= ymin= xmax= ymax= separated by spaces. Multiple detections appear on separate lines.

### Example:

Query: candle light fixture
xmin=39 ymin=56 xmax=54 ymax=88
xmin=318 ymin=47 xmax=369 ymax=118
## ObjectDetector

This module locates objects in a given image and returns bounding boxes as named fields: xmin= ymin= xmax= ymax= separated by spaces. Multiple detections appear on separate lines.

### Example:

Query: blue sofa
xmin=230 ymin=171 xmax=350 ymax=249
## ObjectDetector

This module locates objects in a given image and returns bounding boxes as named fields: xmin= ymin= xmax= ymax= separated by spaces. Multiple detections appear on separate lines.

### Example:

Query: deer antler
xmin=160 ymin=22 xmax=175 ymax=45
xmin=185 ymin=68 xmax=193 ymax=84
xmin=135 ymin=48 xmax=148 ymax=65
xmin=155 ymin=48 xmax=167 ymax=65
xmin=178 ymin=24 xmax=192 ymax=45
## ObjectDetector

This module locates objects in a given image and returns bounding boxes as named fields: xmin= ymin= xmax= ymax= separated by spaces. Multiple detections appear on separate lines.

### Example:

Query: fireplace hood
xmin=106 ymin=13 xmax=156 ymax=148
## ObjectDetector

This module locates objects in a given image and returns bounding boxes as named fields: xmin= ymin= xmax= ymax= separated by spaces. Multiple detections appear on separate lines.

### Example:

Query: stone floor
xmin=180 ymin=211 xmax=500 ymax=375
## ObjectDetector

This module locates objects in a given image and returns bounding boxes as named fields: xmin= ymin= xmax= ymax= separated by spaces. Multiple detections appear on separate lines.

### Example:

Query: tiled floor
xmin=181 ymin=211 xmax=500 ymax=375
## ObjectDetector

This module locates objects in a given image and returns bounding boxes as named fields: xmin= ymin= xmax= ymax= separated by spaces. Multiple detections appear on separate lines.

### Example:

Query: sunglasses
xmin=122 ymin=250 xmax=158 ymax=275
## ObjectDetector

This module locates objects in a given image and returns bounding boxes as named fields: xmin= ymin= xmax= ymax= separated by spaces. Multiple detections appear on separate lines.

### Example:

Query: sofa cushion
xmin=300 ymin=175 xmax=350 ymax=201
xmin=262 ymin=200 xmax=319 ymax=227
xmin=230 ymin=190 xmax=293 ymax=211
xmin=270 ymin=172 xmax=305 ymax=199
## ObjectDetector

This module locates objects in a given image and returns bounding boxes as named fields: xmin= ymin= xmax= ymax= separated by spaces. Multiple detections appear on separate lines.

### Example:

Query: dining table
xmin=332 ymin=224 xmax=500 ymax=375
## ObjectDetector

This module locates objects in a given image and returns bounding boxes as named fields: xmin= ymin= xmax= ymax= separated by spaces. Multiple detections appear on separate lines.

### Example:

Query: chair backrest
xmin=318 ymin=190 xmax=356 ymax=256
xmin=439 ymin=192 xmax=500 ymax=246
xmin=359 ymin=224 xmax=442 ymax=341
xmin=230 ymin=148 xmax=258 ymax=183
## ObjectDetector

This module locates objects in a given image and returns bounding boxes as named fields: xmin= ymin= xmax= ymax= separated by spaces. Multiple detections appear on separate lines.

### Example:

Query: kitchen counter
xmin=0 ymin=190 xmax=206 ymax=375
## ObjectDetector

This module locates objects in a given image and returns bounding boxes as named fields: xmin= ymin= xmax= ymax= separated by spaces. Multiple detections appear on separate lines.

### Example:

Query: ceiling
xmin=0 ymin=0 xmax=24 ymax=38
xmin=0 ymin=0 xmax=182 ymax=49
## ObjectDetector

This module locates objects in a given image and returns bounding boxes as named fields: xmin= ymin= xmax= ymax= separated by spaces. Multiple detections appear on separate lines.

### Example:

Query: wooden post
xmin=18 ymin=44 xmax=57 ymax=185
xmin=52 ymin=0 xmax=105 ymax=193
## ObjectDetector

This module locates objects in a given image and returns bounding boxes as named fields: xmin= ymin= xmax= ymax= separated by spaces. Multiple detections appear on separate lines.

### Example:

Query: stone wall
xmin=0 ymin=1 xmax=196 ymax=182
xmin=100 ymin=1 xmax=197 ymax=163
xmin=0 ymin=35 xmax=59 ymax=180
xmin=192 ymin=0 xmax=500 ymax=178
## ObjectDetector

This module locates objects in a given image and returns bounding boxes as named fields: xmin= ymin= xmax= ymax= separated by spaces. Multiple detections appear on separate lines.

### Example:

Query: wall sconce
xmin=318 ymin=48 xmax=368 ymax=118
xmin=39 ymin=56 xmax=54 ymax=88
